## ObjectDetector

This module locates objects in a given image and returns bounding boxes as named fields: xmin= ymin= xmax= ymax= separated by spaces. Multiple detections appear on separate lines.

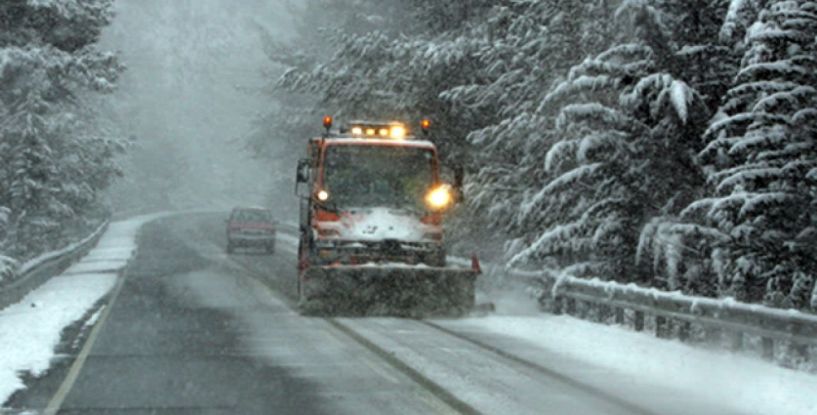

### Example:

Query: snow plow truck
xmin=294 ymin=117 xmax=478 ymax=316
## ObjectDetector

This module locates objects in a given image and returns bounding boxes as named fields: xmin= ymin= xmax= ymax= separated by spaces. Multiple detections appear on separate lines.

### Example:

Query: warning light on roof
xmin=323 ymin=116 xmax=333 ymax=130
xmin=347 ymin=121 xmax=410 ymax=140
xmin=420 ymin=119 xmax=431 ymax=136
xmin=390 ymin=125 xmax=407 ymax=140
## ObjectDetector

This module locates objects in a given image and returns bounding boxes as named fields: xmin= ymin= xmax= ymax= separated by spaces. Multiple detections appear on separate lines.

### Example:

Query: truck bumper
xmin=298 ymin=264 xmax=476 ymax=317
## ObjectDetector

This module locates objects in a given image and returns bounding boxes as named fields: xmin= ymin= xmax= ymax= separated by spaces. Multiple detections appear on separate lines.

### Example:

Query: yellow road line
xmin=42 ymin=273 xmax=127 ymax=415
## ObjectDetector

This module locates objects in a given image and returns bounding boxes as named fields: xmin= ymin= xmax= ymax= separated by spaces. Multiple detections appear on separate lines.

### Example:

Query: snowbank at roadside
xmin=18 ymin=222 xmax=109 ymax=277
xmin=0 ymin=214 xmax=161 ymax=406
xmin=452 ymin=315 xmax=817 ymax=415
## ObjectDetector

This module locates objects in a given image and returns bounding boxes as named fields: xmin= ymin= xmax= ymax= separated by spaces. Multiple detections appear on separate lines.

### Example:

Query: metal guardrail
xmin=518 ymin=270 xmax=817 ymax=368
xmin=0 ymin=221 xmax=109 ymax=310
xmin=270 ymin=223 xmax=817 ymax=366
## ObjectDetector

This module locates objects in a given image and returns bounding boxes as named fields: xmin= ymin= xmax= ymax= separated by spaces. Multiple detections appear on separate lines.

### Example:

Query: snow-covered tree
xmin=644 ymin=0 xmax=817 ymax=308
xmin=0 ymin=0 xmax=123 ymax=261
xmin=681 ymin=0 xmax=817 ymax=306
xmin=720 ymin=0 xmax=773 ymax=45
xmin=657 ymin=0 xmax=736 ymax=111
xmin=504 ymin=3 xmax=709 ymax=286
xmin=462 ymin=1 xmax=618 ymax=245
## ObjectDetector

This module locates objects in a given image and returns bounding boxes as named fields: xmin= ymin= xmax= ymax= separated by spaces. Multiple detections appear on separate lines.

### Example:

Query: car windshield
xmin=323 ymin=145 xmax=434 ymax=210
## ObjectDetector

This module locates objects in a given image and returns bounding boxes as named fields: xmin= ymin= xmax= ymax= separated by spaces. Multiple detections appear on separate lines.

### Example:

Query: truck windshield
xmin=323 ymin=145 xmax=435 ymax=209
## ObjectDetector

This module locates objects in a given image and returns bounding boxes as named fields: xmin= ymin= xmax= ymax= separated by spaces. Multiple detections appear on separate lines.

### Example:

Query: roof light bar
xmin=345 ymin=121 xmax=411 ymax=140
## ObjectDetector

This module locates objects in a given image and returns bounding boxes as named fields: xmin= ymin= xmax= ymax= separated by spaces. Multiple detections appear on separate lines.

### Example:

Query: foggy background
xmin=100 ymin=0 xmax=296 ymax=218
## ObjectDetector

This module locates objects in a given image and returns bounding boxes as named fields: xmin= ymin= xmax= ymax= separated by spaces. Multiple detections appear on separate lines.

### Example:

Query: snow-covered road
xmin=3 ymin=213 xmax=815 ymax=414
xmin=0 ymin=215 xmax=164 ymax=407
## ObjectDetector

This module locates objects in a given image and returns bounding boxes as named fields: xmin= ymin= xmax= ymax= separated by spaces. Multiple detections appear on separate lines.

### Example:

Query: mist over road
xmin=101 ymin=0 xmax=296 ymax=215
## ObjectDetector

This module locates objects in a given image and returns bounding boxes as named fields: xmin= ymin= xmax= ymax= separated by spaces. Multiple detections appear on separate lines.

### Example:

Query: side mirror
xmin=296 ymin=159 xmax=310 ymax=183
xmin=295 ymin=159 xmax=312 ymax=197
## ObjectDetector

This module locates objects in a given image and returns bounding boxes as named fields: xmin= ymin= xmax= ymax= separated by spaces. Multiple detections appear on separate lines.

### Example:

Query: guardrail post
xmin=614 ymin=307 xmax=625 ymax=325
xmin=729 ymin=332 xmax=743 ymax=351
xmin=566 ymin=298 xmax=576 ymax=316
xmin=634 ymin=311 xmax=645 ymax=332
xmin=552 ymin=296 xmax=564 ymax=315
xmin=791 ymin=343 xmax=809 ymax=364
xmin=577 ymin=300 xmax=587 ymax=319
xmin=703 ymin=326 xmax=721 ymax=345
xmin=761 ymin=337 xmax=774 ymax=360
xmin=598 ymin=304 xmax=612 ymax=323
xmin=590 ymin=303 xmax=601 ymax=323
xmin=678 ymin=320 xmax=691 ymax=342
xmin=788 ymin=322 xmax=809 ymax=365
xmin=655 ymin=316 xmax=668 ymax=338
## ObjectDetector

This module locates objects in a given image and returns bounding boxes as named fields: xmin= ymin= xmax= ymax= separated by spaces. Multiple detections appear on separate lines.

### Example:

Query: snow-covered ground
xmin=18 ymin=222 xmax=109 ymax=276
xmin=280 ymin=220 xmax=817 ymax=414
xmin=446 ymin=315 xmax=817 ymax=415
xmin=0 ymin=215 xmax=161 ymax=406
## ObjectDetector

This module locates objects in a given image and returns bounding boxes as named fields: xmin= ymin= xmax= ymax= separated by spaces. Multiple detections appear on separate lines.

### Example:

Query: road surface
xmin=6 ymin=214 xmax=736 ymax=414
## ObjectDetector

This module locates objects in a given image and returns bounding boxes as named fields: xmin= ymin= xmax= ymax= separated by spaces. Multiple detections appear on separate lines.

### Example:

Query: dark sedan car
xmin=226 ymin=207 xmax=276 ymax=254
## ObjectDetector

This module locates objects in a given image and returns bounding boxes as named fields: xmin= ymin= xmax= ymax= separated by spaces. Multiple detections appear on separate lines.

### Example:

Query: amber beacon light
xmin=420 ymin=119 xmax=432 ymax=135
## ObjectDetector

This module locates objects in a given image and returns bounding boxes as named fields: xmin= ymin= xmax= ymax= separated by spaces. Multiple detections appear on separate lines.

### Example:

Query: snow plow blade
xmin=299 ymin=265 xmax=477 ymax=317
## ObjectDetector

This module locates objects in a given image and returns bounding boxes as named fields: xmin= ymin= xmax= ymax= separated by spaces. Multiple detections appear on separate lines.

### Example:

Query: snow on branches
xmin=0 ymin=0 xmax=123 ymax=263
xmin=511 ymin=28 xmax=706 ymax=281
xmin=660 ymin=0 xmax=817 ymax=307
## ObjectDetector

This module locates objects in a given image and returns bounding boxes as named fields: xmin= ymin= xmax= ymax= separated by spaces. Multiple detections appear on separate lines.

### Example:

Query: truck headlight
xmin=425 ymin=185 xmax=452 ymax=211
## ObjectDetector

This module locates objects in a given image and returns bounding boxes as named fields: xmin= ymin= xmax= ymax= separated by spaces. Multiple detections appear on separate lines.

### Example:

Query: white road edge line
xmin=42 ymin=273 xmax=127 ymax=415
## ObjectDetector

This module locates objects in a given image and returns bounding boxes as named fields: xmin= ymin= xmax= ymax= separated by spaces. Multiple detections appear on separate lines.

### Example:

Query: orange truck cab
xmin=295 ymin=119 xmax=454 ymax=270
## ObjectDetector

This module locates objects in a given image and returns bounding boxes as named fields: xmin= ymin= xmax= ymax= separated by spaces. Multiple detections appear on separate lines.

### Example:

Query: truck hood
xmin=320 ymin=207 xmax=436 ymax=242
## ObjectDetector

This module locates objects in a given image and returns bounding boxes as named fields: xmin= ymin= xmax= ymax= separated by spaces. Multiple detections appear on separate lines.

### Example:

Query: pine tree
xmin=681 ymin=0 xmax=817 ymax=306
xmin=629 ymin=0 xmax=738 ymax=296
xmin=462 ymin=1 xmax=618 ymax=250
xmin=0 ymin=0 xmax=122 ymax=262
xmin=657 ymin=0 xmax=736 ymax=112
xmin=507 ymin=3 xmax=708 ymax=286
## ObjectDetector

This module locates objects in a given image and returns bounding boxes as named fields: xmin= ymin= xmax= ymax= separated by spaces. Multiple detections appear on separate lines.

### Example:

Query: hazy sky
xmin=100 ymin=0 xmax=295 ymax=214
